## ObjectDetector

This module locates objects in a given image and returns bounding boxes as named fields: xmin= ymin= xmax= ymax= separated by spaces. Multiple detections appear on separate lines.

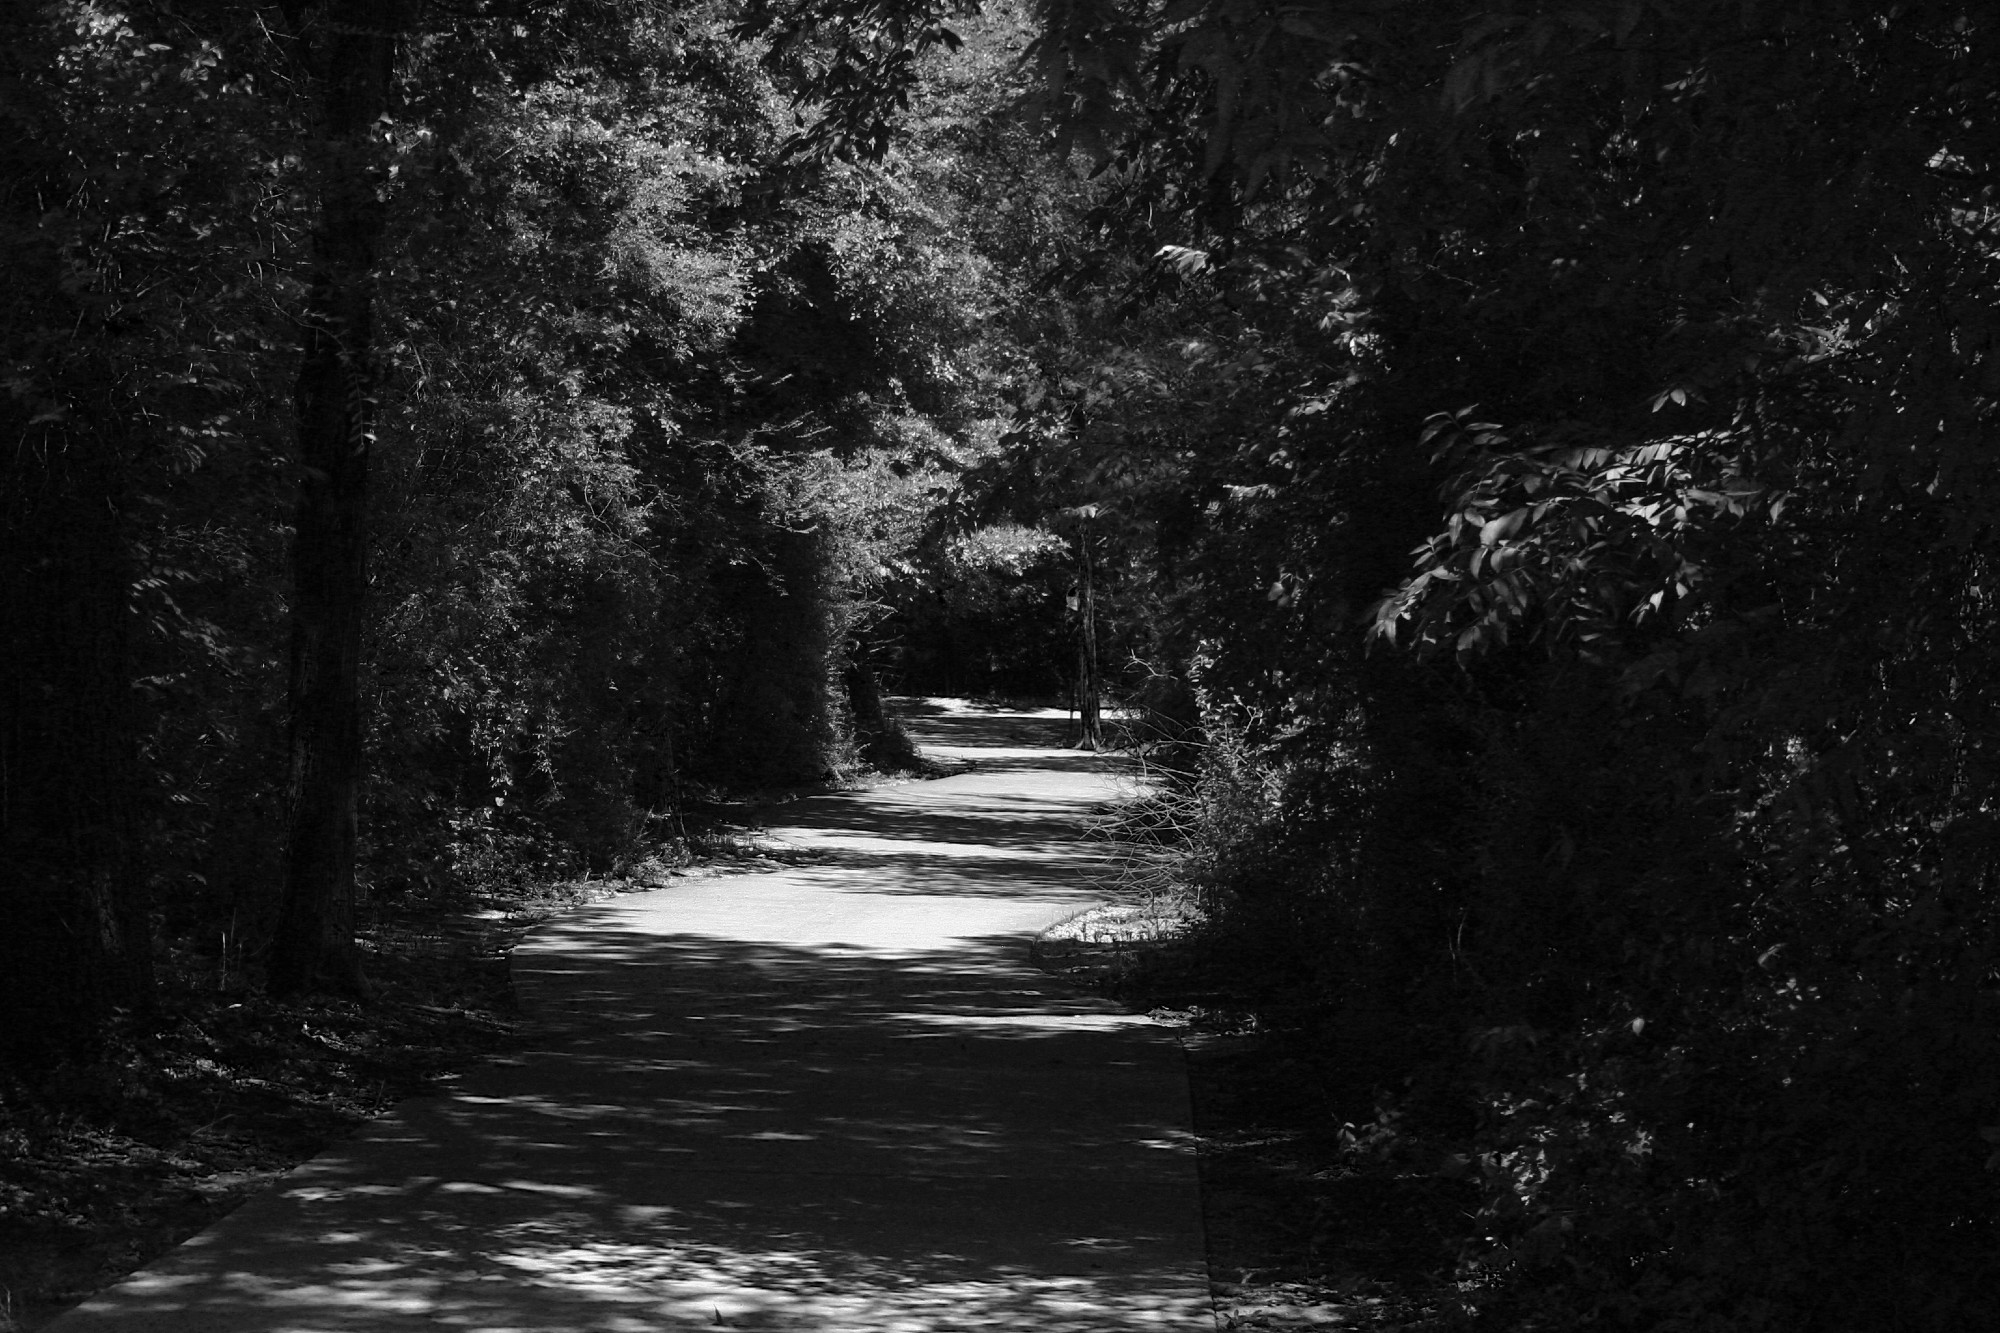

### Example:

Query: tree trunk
xmin=845 ymin=635 xmax=917 ymax=772
xmin=0 ymin=446 xmax=153 ymax=1061
xmin=845 ymin=651 xmax=889 ymax=733
xmin=1074 ymin=527 xmax=1103 ymax=751
xmin=266 ymin=3 xmax=397 ymax=999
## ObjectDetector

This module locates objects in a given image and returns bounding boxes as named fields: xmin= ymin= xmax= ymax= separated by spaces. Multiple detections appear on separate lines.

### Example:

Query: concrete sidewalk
xmin=47 ymin=703 xmax=1213 ymax=1331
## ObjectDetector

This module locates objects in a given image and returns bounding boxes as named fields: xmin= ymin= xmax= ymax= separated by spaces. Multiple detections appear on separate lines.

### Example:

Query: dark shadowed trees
xmin=1012 ymin=1 xmax=2000 ymax=1325
xmin=266 ymin=0 xmax=400 ymax=998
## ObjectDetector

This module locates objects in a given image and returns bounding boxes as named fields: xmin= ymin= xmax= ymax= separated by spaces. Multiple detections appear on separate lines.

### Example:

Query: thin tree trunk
xmin=266 ymin=3 xmax=397 ymax=998
xmin=845 ymin=651 xmax=889 ymax=733
xmin=1074 ymin=527 xmax=1103 ymax=751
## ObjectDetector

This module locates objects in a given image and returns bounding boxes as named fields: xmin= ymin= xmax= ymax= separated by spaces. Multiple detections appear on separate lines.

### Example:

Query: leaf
xmin=1156 ymin=244 xmax=1211 ymax=276
xmin=1419 ymin=411 xmax=1460 ymax=446
xmin=1479 ymin=506 xmax=1529 ymax=544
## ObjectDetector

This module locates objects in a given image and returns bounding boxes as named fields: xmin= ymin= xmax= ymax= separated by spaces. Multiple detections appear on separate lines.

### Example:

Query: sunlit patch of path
xmin=46 ymin=700 xmax=1212 ymax=1331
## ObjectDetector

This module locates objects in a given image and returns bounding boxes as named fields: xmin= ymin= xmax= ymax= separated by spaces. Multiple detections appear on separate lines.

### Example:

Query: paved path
xmin=48 ymin=702 xmax=1212 ymax=1331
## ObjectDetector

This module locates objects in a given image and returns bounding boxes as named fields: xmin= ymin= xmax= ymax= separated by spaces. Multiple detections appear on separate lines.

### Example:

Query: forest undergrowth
xmin=1040 ymin=897 xmax=1475 ymax=1333
xmin=1039 ymin=768 xmax=1481 ymax=1333
xmin=0 ymin=806 xmax=883 ymax=1330
xmin=0 ymin=931 xmax=516 ymax=1331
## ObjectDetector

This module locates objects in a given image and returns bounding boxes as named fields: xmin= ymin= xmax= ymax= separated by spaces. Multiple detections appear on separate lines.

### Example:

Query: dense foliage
xmin=7 ymin=0 xmax=1997 ymax=1327
xmin=1 ymin=0 xmax=1016 ymax=1039
xmin=1014 ymin=1 xmax=2000 ymax=1328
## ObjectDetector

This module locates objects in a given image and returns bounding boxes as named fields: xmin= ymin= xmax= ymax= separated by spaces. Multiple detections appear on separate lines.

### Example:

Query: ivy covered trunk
xmin=266 ymin=4 xmax=397 ymax=999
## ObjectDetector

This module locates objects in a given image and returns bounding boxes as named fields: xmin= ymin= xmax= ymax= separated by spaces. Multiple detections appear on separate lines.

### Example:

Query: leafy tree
xmin=1016 ymin=1 xmax=2000 ymax=1325
xmin=1 ymin=1 xmax=301 ymax=1054
xmin=1 ymin=0 xmax=1041 ymax=1039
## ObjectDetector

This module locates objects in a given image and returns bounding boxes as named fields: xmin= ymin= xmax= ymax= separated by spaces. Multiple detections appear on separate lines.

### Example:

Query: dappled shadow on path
xmin=747 ymin=791 xmax=1123 ymax=900
xmin=49 ymin=713 xmax=1207 ymax=1332
xmin=885 ymin=698 xmax=1116 ymax=774
xmin=56 ymin=929 xmax=1204 ymax=1332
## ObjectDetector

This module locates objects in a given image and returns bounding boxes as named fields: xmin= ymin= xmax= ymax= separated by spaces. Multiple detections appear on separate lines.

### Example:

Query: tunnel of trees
xmin=5 ymin=0 xmax=1998 ymax=1328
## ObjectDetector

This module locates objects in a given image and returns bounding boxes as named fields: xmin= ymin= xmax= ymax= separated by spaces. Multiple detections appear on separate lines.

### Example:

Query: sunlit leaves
xmin=1370 ymin=411 xmax=1788 ymax=665
xmin=736 ymin=0 xmax=981 ymax=161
